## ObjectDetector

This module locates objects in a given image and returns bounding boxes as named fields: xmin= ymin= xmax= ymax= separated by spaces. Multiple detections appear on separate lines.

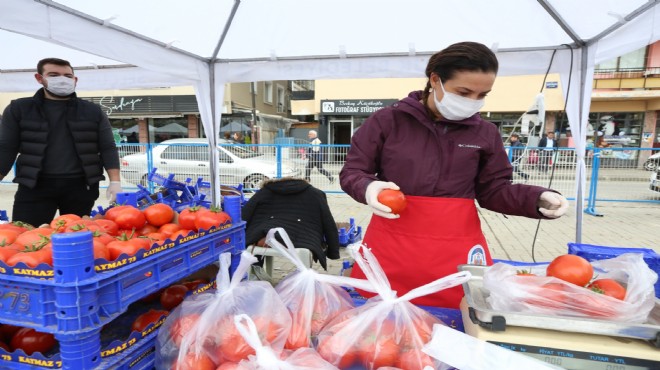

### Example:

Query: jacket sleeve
xmin=339 ymin=113 xmax=387 ymax=204
xmin=97 ymin=111 xmax=120 ymax=170
xmin=475 ymin=130 xmax=554 ymax=219
xmin=0 ymin=103 xmax=21 ymax=177
xmin=319 ymin=192 xmax=340 ymax=260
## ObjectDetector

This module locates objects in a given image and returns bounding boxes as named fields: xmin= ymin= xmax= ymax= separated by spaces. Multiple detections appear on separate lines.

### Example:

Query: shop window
xmin=596 ymin=46 xmax=647 ymax=72
xmin=277 ymin=85 xmax=286 ymax=113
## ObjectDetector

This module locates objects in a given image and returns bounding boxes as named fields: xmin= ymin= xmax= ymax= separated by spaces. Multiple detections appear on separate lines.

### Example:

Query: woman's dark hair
xmin=421 ymin=42 xmax=499 ymax=104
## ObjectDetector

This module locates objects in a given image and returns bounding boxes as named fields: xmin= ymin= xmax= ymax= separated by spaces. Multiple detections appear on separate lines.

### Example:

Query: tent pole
xmin=209 ymin=63 xmax=219 ymax=206
xmin=575 ymin=47 xmax=589 ymax=244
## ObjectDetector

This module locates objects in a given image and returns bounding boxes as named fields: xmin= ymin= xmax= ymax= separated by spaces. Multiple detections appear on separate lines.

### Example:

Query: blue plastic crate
xmin=568 ymin=243 xmax=660 ymax=298
xmin=0 ymin=196 xmax=246 ymax=369
xmin=338 ymin=218 xmax=362 ymax=246
xmin=0 ymin=210 xmax=8 ymax=221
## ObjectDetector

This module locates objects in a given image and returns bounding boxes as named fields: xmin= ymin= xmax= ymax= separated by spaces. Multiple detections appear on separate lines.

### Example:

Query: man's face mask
xmin=433 ymin=79 xmax=484 ymax=121
xmin=44 ymin=75 xmax=76 ymax=97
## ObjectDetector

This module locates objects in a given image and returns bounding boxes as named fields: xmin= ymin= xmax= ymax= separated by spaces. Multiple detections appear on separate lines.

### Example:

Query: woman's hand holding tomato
xmin=377 ymin=189 xmax=407 ymax=214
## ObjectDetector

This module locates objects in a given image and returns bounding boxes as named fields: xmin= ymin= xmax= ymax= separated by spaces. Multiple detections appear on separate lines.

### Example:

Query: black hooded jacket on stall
xmin=241 ymin=178 xmax=340 ymax=269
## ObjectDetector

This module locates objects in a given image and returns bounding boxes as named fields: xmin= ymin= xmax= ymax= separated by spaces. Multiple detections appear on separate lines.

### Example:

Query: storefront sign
xmin=321 ymin=99 xmax=397 ymax=116
xmin=99 ymin=96 xmax=145 ymax=115
xmin=82 ymin=95 xmax=199 ymax=116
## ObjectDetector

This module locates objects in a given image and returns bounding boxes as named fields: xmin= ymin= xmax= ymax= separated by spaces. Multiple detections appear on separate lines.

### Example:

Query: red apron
xmin=351 ymin=196 xmax=492 ymax=309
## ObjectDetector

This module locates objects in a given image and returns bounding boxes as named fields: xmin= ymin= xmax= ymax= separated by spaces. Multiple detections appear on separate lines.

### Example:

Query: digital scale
xmin=460 ymin=300 xmax=660 ymax=370
xmin=457 ymin=264 xmax=660 ymax=370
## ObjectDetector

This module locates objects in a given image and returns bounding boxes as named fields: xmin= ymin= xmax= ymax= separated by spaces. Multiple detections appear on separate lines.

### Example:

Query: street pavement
xmin=1 ymin=183 xmax=658 ymax=282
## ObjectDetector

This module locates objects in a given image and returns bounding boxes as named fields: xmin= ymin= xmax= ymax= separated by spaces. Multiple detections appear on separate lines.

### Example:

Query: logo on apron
xmin=467 ymin=245 xmax=487 ymax=265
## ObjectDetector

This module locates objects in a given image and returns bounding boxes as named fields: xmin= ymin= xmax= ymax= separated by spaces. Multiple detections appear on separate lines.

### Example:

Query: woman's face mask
xmin=44 ymin=76 xmax=76 ymax=97
xmin=433 ymin=79 xmax=485 ymax=121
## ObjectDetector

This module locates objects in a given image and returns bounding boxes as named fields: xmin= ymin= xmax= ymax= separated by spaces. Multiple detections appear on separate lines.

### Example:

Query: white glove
xmin=537 ymin=191 xmax=568 ymax=219
xmin=365 ymin=181 xmax=401 ymax=219
xmin=106 ymin=181 xmax=123 ymax=203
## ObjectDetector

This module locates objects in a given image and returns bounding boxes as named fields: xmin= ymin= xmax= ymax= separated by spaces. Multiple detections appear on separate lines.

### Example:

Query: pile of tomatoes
xmin=0 ymin=324 xmax=56 ymax=357
xmin=0 ymin=204 xmax=231 ymax=267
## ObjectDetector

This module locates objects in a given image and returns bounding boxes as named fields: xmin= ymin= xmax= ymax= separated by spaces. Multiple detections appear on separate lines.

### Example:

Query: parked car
xmin=120 ymin=138 xmax=300 ymax=189
xmin=651 ymin=165 xmax=660 ymax=193
xmin=643 ymin=152 xmax=660 ymax=171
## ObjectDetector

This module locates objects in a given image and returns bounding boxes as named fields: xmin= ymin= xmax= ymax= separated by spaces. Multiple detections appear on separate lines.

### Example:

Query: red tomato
xmin=369 ymin=337 xmax=399 ymax=368
xmin=7 ymin=246 xmax=53 ymax=267
xmin=103 ymin=205 xmax=132 ymax=222
xmin=106 ymin=239 xmax=144 ymax=261
xmin=0 ymin=243 xmax=21 ymax=262
xmin=113 ymin=207 xmax=146 ymax=230
xmin=173 ymin=352 xmax=216 ymax=370
xmin=194 ymin=208 xmax=231 ymax=231
xmin=160 ymin=284 xmax=189 ymax=310
xmin=0 ymin=222 xmax=33 ymax=234
xmin=137 ymin=223 xmax=159 ymax=236
xmin=94 ymin=219 xmax=119 ymax=236
xmin=216 ymin=363 xmax=240 ymax=370
xmin=131 ymin=309 xmax=169 ymax=333
xmin=92 ymin=239 xmax=110 ymax=261
xmin=169 ymin=314 xmax=200 ymax=346
xmin=178 ymin=207 xmax=203 ymax=231
xmin=317 ymin=335 xmax=359 ymax=368
xmin=64 ymin=219 xmax=101 ymax=233
xmin=10 ymin=328 xmax=56 ymax=355
xmin=50 ymin=214 xmax=82 ymax=232
xmin=377 ymin=189 xmax=407 ymax=214
xmin=0 ymin=324 xmax=22 ymax=343
xmin=158 ymin=223 xmax=181 ymax=238
xmin=15 ymin=228 xmax=53 ymax=247
xmin=0 ymin=229 xmax=19 ymax=245
xmin=0 ymin=341 xmax=9 ymax=352
xmin=93 ymin=231 xmax=116 ymax=246
xmin=526 ymin=282 xmax=569 ymax=309
xmin=546 ymin=254 xmax=593 ymax=286
xmin=215 ymin=318 xmax=255 ymax=363
xmin=588 ymin=279 xmax=627 ymax=300
xmin=143 ymin=203 xmax=175 ymax=226
xmin=145 ymin=232 xmax=167 ymax=246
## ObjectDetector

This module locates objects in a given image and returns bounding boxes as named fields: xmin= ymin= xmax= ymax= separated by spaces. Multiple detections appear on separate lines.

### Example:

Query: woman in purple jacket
xmin=339 ymin=42 xmax=568 ymax=309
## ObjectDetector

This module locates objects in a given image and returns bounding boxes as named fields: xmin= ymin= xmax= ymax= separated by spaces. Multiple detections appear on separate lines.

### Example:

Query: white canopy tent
xmin=2 ymin=0 xmax=660 ymax=242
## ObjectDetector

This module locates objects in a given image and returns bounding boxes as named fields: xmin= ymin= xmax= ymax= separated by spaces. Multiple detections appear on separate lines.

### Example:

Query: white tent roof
xmin=2 ymin=0 xmax=660 ymax=240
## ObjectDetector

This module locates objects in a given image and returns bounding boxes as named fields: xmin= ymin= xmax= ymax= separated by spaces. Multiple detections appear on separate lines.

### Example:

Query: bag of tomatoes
xmin=264 ymin=228 xmax=374 ymax=350
xmin=155 ymin=252 xmax=292 ymax=370
xmin=483 ymin=253 xmax=657 ymax=323
xmin=315 ymin=244 xmax=471 ymax=370
xmin=223 ymin=314 xmax=338 ymax=369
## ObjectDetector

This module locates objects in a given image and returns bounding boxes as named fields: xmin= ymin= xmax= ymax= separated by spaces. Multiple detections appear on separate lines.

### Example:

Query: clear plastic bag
xmin=229 ymin=314 xmax=339 ymax=370
xmin=265 ymin=228 xmax=375 ymax=349
xmin=483 ymin=253 xmax=657 ymax=323
xmin=315 ymin=244 xmax=471 ymax=370
xmin=155 ymin=251 xmax=292 ymax=369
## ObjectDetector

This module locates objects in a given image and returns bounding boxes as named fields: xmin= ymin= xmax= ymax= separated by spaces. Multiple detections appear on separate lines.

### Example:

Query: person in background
xmin=538 ymin=131 xmax=559 ymax=172
xmin=126 ymin=132 xmax=139 ymax=143
xmin=509 ymin=133 xmax=529 ymax=181
xmin=340 ymin=42 xmax=568 ymax=309
xmin=233 ymin=132 xmax=245 ymax=144
xmin=305 ymin=130 xmax=335 ymax=184
xmin=0 ymin=58 xmax=122 ymax=226
xmin=223 ymin=131 xmax=232 ymax=141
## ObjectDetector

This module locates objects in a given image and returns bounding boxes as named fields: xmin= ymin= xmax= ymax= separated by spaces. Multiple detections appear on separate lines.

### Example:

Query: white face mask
xmin=44 ymin=76 xmax=76 ymax=96
xmin=433 ymin=79 xmax=484 ymax=121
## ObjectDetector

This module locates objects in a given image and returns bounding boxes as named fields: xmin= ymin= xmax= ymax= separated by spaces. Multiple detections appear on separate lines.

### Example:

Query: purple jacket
xmin=340 ymin=91 xmax=553 ymax=219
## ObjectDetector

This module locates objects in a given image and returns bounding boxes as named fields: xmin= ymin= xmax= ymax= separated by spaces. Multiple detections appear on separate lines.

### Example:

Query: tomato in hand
xmin=131 ymin=309 xmax=169 ymax=333
xmin=194 ymin=208 xmax=231 ymax=231
xmin=143 ymin=203 xmax=175 ymax=226
xmin=546 ymin=254 xmax=593 ymax=286
xmin=10 ymin=328 xmax=56 ymax=355
xmin=588 ymin=279 xmax=626 ymax=300
xmin=377 ymin=189 xmax=407 ymax=214
xmin=160 ymin=284 xmax=189 ymax=310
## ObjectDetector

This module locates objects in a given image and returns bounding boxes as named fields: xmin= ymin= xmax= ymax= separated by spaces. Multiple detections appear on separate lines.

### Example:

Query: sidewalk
xmin=1 ymin=184 xmax=658 ymax=280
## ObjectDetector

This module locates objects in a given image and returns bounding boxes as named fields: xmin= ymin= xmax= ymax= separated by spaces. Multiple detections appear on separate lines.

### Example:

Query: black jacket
xmin=241 ymin=178 xmax=340 ymax=269
xmin=0 ymin=89 xmax=119 ymax=188
xmin=538 ymin=136 xmax=559 ymax=150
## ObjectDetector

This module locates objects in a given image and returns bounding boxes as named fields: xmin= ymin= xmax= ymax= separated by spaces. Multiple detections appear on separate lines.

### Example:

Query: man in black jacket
xmin=241 ymin=178 xmax=340 ymax=270
xmin=538 ymin=131 xmax=559 ymax=173
xmin=0 ymin=58 xmax=122 ymax=226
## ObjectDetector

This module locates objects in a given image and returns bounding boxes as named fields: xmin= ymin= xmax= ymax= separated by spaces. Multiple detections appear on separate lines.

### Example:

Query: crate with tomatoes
xmin=0 ymin=196 xmax=246 ymax=369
